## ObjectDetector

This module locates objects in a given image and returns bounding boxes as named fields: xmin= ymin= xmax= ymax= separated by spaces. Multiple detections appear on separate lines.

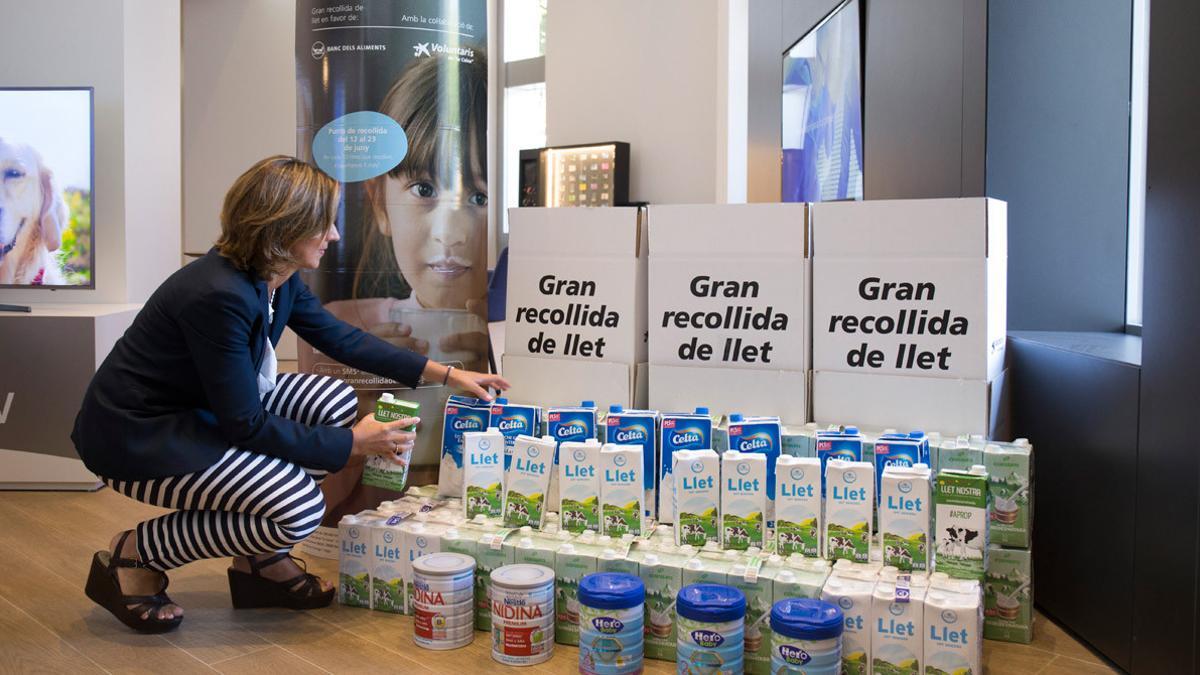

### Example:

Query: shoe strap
xmin=248 ymin=551 xmax=293 ymax=575
xmin=110 ymin=530 xmax=152 ymax=570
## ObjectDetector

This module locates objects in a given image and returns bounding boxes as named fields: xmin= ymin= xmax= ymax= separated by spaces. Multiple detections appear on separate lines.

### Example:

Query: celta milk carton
xmin=880 ymin=464 xmax=933 ymax=572
xmin=503 ymin=434 xmax=556 ymax=528
xmin=604 ymin=406 xmax=660 ymax=518
xmin=934 ymin=465 xmax=990 ymax=582
xmin=873 ymin=434 xmax=926 ymax=503
xmin=600 ymin=443 xmax=646 ymax=536
xmin=985 ymin=439 xmax=1033 ymax=548
xmin=438 ymin=395 xmax=492 ymax=497
xmin=822 ymin=570 xmax=878 ymax=675
xmin=824 ymin=459 xmax=875 ymax=563
xmin=337 ymin=515 xmax=371 ymax=608
xmin=726 ymin=414 xmax=781 ymax=526
xmin=361 ymin=394 xmax=420 ymax=491
xmin=489 ymin=398 xmax=541 ymax=470
xmin=658 ymin=407 xmax=714 ymax=523
xmin=775 ymin=455 xmax=822 ymax=557
xmin=721 ymin=450 xmax=768 ymax=550
xmin=462 ymin=428 xmax=505 ymax=519
xmin=872 ymin=567 xmax=929 ymax=675
xmin=984 ymin=545 xmax=1034 ymax=643
xmin=558 ymin=439 xmax=602 ymax=533
xmin=672 ymin=449 xmax=720 ymax=547
xmin=815 ymin=426 xmax=865 ymax=496
xmin=546 ymin=401 xmax=599 ymax=509
xmin=369 ymin=513 xmax=409 ymax=613
xmin=924 ymin=573 xmax=984 ymax=675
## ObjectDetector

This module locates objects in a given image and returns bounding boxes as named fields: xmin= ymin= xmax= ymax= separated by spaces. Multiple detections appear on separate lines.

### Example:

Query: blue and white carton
xmin=726 ymin=413 xmax=782 ymax=527
xmin=873 ymin=433 xmax=927 ymax=503
xmin=489 ymin=398 xmax=541 ymax=471
xmin=604 ymin=405 xmax=660 ymax=518
xmin=657 ymin=408 xmax=713 ymax=523
xmin=815 ymin=426 xmax=864 ymax=497
xmin=546 ymin=401 xmax=599 ymax=510
xmin=437 ymin=395 xmax=493 ymax=497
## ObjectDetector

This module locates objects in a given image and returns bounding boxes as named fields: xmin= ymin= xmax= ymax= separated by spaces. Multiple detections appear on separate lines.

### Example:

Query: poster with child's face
xmin=296 ymin=0 xmax=488 ymax=523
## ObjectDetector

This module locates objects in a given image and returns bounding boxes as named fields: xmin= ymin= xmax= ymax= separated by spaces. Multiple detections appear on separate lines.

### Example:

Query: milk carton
xmin=726 ymin=414 xmax=781 ymax=526
xmin=600 ymin=443 xmax=646 ymax=536
xmin=512 ymin=531 xmax=561 ymax=569
xmin=873 ymin=434 xmax=925 ymax=503
xmin=503 ymin=434 xmax=556 ymax=528
xmin=872 ymin=568 xmax=929 ymax=675
xmin=731 ymin=557 xmax=778 ymax=674
xmin=672 ymin=449 xmax=720 ymax=547
xmin=721 ymin=450 xmax=768 ymax=550
xmin=489 ymin=398 xmax=541 ymax=470
xmin=338 ymin=515 xmax=371 ymax=608
xmin=473 ymin=525 xmax=518 ymax=629
xmin=782 ymin=422 xmax=820 ymax=458
xmin=816 ymin=426 xmax=865 ymax=496
xmin=361 ymin=394 xmax=420 ymax=491
xmin=628 ymin=542 xmax=697 ymax=661
xmin=880 ymin=464 xmax=933 ymax=572
xmin=774 ymin=557 xmax=832 ymax=599
xmin=924 ymin=573 xmax=983 ymax=675
xmin=546 ymin=401 xmax=599 ymax=509
xmin=558 ymin=439 xmax=602 ymax=533
xmin=555 ymin=531 xmax=603 ymax=645
xmin=682 ymin=548 xmax=740 ymax=586
xmin=937 ymin=439 xmax=982 ymax=474
xmin=775 ymin=455 xmax=822 ymax=557
xmin=824 ymin=459 xmax=874 ymax=563
xmin=604 ymin=406 xmax=659 ymax=518
xmin=985 ymin=545 xmax=1034 ymax=643
xmin=597 ymin=536 xmax=639 ymax=575
xmin=658 ymin=408 xmax=714 ymax=523
xmin=985 ymin=439 xmax=1033 ymax=548
xmin=437 ymin=395 xmax=492 ymax=497
xmin=369 ymin=513 xmax=409 ymax=613
xmin=934 ymin=466 xmax=990 ymax=581
xmin=462 ymin=428 xmax=505 ymax=519
xmin=399 ymin=520 xmax=448 ymax=613
xmin=822 ymin=570 xmax=878 ymax=675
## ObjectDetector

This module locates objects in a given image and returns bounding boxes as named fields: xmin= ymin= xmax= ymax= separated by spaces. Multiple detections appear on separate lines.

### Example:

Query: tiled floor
xmin=0 ymin=489 xmax=1120 ymax=673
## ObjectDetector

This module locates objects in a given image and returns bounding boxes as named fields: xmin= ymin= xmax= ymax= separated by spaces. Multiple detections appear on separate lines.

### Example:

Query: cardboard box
xmin=811 ymin=198 xmax=1006 ymax=382
xmin=649 ymin=364 xmax=807 ymax=426
xmin=501 ymin=353 xmax=647 ymax=412
xmin=506 ymin=207 xmax=647 ymax=364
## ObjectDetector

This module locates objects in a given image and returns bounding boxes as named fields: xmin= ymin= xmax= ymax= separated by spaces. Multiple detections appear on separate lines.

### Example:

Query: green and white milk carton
xmin=822 ymin=567 xmax=878 ymax=675
xmin=462 ymin=428 xmax=505 ymax=519
xmin=775 ymin=455 xmax=822 ymax=557
xmin=473 ymin=525 xmax=518 ymax=630
xmin=985 ymin=545 xmax=1034 ymax=643
xmin=672 ymin=449 xmax=720 ymax=547
xmin=627 ymin=541 xmax=697 ymax=661
xmin=985 ymin=439 xmax=1033 ymax=548
xmin=731 ymin=555 xmax=778 ymax=674
xmin=682 ymin=548 xmax=740 ymax=587
xmin=503 ymin=434 xmax=555 ymax=528
xmin=937 ymin=438 xmax=983 ymax=474
xmin=782 ymin=422 xmax=821 ymax=458
xmin=600 ymin=443 xmax=646 ymax=536
xmin=871 ymin=567 xmax=929 ymax=675
xmin=555 ymin=530 xmax=604 ymax=645
xmin=721 ymin=450 xmax=767 ymax=550
xmin=934 ymin=465 xmax=990 ymax=582
xmin=774 ymin=556 xmax=832 ymax=599
xmin=824 ymin=459 xmax=874 ymax=563
xmin=361 ymin=394 xmax=420 ymax=491
xmin=598 ymin=535 xmax=639 ymax=576
xmin=880 ymin=463 xmax=932 ymax=572
xmin=558 ymin=439 xmax=602 ymax=534
xmin=337 ymin=514 xmax=372 ymax=608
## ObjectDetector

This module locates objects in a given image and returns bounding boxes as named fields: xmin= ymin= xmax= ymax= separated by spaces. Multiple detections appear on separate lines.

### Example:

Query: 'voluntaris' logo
xmin=411 ymin=41 xmax=475 ymax=62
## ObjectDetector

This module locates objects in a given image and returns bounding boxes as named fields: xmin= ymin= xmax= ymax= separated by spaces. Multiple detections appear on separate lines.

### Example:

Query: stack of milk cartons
xmin=984 ymin=438 xmax=1034 ymax=643
xmin=726 ymin=413 xmax=782 ymax=527
xmin=602 ymin=405 xmax=660 ymax=520
xmin=820 ymin=561 xmax=880 ymax=674
xmin=657 ymin=407 xmax=715 ymax=524
xmin=545 ymin=401 xmax=599 ymax=511
xmin=872 ymin=566 xmax=931 ymax=674
xmin=925 ymin=573 xmax=985 ymax=675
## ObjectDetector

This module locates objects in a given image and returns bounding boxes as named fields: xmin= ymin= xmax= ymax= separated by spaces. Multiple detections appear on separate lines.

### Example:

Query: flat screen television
xmin=0 ymin=87 xmax=94 ymax=288
xmin=781 ymin=0 xmax=863 ymax=203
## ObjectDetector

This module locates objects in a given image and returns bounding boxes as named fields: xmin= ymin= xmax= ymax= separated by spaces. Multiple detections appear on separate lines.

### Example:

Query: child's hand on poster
xmin=437 ymin=297 xmax=490 ymax=370
xmin=324 ymin=297 xmax=429 ymax=355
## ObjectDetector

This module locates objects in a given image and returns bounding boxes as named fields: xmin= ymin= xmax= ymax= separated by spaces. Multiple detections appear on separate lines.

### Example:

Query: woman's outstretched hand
xmin=447 ymin=368 xmax=510 ymax=402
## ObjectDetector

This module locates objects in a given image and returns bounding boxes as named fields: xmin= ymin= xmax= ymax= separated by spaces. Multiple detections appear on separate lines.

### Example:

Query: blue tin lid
xmin=677 ymin=584 xmax=746 ymax=623
xmin=494 ymin=397 xmax=508 ymax=405
xmin=770 ymin=598 xmax=844 ymax=640
xmin=729 ymin=413 xmax=744 ymax=423
xmin=695 ymin=407 xmax=710 ymax=415
xmin=578 ymin=573 xmax=644 ymax=610
xmin=582 ymin=400 xmax=596 ymax=408
xmin=609 ymin=404 xmax=624 ymax=414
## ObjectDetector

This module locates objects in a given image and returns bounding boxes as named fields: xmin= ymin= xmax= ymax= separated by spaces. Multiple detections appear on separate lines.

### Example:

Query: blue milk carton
xmin=605 ymin=405 xmax=660 ymax=519
xmin=658 ymin=407 xmax=714 ymax=524
xmin=815 ymin=426 xmax=864 ymax=497
xmin=872 ymin=434 xmax=925 ymax=505
xmin=437 ymin=395 xmax=492 ymax=497
xmin=489 ymin=398 xmax=542 ymax=471
xmin=546 ymin=401 xmax=599 ymax=510
xmin=726 ymin=413 xmax=782 ymax=528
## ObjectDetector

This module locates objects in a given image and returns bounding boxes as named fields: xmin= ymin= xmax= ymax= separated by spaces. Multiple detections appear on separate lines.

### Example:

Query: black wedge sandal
xmin=84 ymin=531 xmax=182 ymax=634
xmin=227 ymin=552 xmax=335 ymax=610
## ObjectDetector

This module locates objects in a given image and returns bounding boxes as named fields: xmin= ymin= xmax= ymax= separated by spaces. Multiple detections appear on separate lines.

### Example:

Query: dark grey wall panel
xmin=1133 ymin=0 xmax=1200 ymax=671
xmin=987 ymin=1 xmax=1131 ymax=331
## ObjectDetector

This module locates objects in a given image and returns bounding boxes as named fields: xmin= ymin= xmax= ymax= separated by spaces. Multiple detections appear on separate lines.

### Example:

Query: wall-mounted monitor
xmin=0 ymin=87 xmax=95 ymax=288
xmin=518 ymin=142 xmax=630 ymax=207
xmin=782 ymin=0 xmax=863 ymax=203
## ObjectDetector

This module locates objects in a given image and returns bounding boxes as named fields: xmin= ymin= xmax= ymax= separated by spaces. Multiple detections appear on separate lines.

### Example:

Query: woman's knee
xmin=269 ymin=473 xmax=327 ymax=545
xmin=315 ymin=377 xmax=358 ymax=428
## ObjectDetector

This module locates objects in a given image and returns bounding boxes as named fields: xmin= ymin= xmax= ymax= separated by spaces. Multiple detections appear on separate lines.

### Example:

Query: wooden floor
xmin=0 ymin=489 xmax=1119 ymax=674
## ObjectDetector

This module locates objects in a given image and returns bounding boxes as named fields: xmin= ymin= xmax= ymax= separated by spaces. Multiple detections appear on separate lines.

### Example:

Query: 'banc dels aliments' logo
xmin=844 ymin=471 xmax=858 ymax=485
xmin=573 ymin=449 xmax=587 ymax=463
xmin=691 ymin=461 xmax=705 ymax=474
xmin=614 ymin=454 xmax=627 ymax=468
xmin=736 ymin=462 xmax=751 ymax=476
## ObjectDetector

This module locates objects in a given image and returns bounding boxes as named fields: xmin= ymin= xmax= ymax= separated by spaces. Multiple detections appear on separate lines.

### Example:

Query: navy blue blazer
xmin=72 ymin=249 xmax=428 ymax=481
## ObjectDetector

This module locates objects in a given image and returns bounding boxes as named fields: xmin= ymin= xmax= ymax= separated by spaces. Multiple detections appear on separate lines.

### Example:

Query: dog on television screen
xmin=0 ymin=137 xmax=68 ymax=286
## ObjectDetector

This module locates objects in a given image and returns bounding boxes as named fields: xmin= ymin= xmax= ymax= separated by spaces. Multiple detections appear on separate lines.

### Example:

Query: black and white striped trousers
xmin=102 ymin=373 xmax=357 ymax=572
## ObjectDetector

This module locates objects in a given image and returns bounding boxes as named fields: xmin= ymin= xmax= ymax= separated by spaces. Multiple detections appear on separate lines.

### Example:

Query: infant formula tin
xmin=673 ymin=449 xmax=720 ymax=547
xmin=770 ymin=597 xmax=844 ymax=675
xmin=721 ymin=450 xmax=768 ymax=550
xmin=934 ymin=465 xmax=990 ymax=582
xmin=504 ymin=435 xmax=556 ymax=528
xmin=362 ymin=394 xmax=420 ymax=491
xmin=924 ymin=573 xmax=983 ymax=675
xmin=605 ymin=406 xmax=660 ymax=519
xmin=491 ymin=564 xmax=557 ymax=666
xmin=815 ymin=426 xmax=864 ymax=497
xmin=438 ymin=395 xmax=492 ymax=497
xmin=463 ymin=428 xmax=505 ymax=519
xmin=559 ymin=439 xmax=603 ymax=533
xmin=578 ymin=573 xmax=645 ymax=675
xmin=676 ymin=583 xmax=747 ymax=675
xmin=824 ymin=459 xmax=875 ymax=564
xmin=337 ymin=515 xmax=371 ymax=608
xmin=659 ymin=407 xmax=714 ymax=523
xmin=490 ymin=398 xmax=542 ymax=470
xmin=412 ymin=552 xmax=476 ymax=650
xmin=726 ymin=414 xmax=782 ymax=527
xmin=775 ymin=455 xmax=822 ymax=558
xmin=871 ymin=567 xmax=929 ymax=674
xmin=879 ymin=464 xmax=933 ymax=572
xmin=546 ymin=401 xmax=599 ymax=509
xmin=984 ymin=439 xmax=1033 ymax=548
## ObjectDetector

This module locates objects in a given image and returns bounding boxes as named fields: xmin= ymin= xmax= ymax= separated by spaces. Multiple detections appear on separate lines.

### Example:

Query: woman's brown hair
xmin=217 ymin=156 xmax=340 ymax=279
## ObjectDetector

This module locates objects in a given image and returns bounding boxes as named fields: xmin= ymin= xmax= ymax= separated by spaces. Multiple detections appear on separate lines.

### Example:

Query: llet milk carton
xmin=924 ymin=573 xmax=983 ymax=675
xmin=726 ymin=414 xmax=781 ymax=527
xmin=816 ymin=426 xmax=865 ymax=496
xmin=369 ymin=513 xmax=409 ymax=613
xmin=880 ymin=464 xmax=933 ymax=572
xmin=545 ymin=401 xmax=598 ymax=510
xmin=489 ymin=398 xmax=541 ymax=470
xmin=824 ymin=459 xmax=874 ymax=563
xmin=398 ymin=520 xmax=448 ymax=613
xmin=337 ymin=515 xmax=371 ymax=608
xmin=629 ymin=541 xmax=697 ymax=661
xmin=604 ymin=406 xmax=659 ymax=518
xmin=658 ymin=407 xmax=714 ymax=523
xmin=822 ymin=568 xmax=878 ymax=675
xmin=934 ymin=465 xmax=990 ymax=581
xmin=873 ymin=433 xmax=925 ymax=502
xmin=775 ymin=455 xmax=822 ymax=557
xmin=672 ymin=449 xmax=720 ymax=547
xmin=503 ymin=434 xmax=556 ymax=528
xmin=872 ymin=567 xmax=929 ymax=675
xmin=984 ymin=439 xmax=1033 ymax=548
xmin=557 ymin=439 xmax=602 ymax=533
xmin=721 ymin=450 xmax=767 ymax=550
xmin=984 ymin=545 xmax=1034 ymax=643
xmin=437 ymin=395 xmax=492 ymax=497
xmin=361 ymin=394 xmax=420 ymax=491
xmin=600 ymin=443 xmax=646 ymax=536
xmin=462 ymin=428 xmax=505 ymax=519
